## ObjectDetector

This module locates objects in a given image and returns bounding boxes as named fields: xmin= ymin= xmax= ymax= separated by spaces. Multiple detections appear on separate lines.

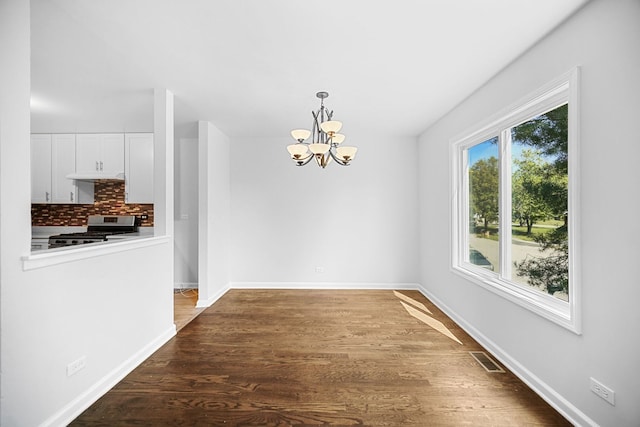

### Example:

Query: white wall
xmin=0 ymin=3 xmax=176 ymax=425
xmin=230 ymin=135 xmax=419 ymax=286
xmin=174 ymin=137 xmax=199 ymax=287
xmin=417 ymin=0 xmax=640 ymax=425
xmin=198 ymin=121 xmax=231 ymax=305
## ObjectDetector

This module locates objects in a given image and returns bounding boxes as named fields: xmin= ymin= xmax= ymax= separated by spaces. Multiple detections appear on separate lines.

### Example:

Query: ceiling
xmin=30 ymin=0 xmax=588 ymax=138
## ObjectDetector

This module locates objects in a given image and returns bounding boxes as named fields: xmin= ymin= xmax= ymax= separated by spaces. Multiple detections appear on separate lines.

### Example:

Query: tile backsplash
xmin=31 ymin=180 xmax=154 ymax=226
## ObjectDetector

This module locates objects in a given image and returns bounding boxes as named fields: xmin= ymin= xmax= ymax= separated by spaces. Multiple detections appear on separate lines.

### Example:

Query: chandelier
xmin=287 ymin=91 xmax=358 ymax=168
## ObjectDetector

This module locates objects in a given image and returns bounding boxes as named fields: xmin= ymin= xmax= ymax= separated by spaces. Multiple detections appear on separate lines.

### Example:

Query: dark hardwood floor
xmin=174 ymin=288 xmax=204 ymax=332
xmin=71 ymin=289 xmax=570 ymax=426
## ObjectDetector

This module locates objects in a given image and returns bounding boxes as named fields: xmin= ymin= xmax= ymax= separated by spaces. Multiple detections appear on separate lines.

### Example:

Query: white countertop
xmin=106 ymin=229 xmax=154 ymax=241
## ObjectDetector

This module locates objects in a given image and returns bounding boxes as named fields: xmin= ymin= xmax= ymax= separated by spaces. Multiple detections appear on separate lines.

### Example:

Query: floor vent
xmin=469 ymin=351 xmax=505 ymax=373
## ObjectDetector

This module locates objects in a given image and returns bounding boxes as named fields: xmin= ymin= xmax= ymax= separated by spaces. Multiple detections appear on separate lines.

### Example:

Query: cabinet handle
xmin=46 ymin=191 xmax=50 ymax=202
xmin=70 ymin=191 xmax=74 ymax=202
xmin=100 ymin=161 xmax=103 ymax=171
xmin=95 ymin=161 xmax=99 ymax=171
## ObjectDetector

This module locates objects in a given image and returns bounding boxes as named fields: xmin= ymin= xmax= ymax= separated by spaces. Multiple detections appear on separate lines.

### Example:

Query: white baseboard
xmin=174 ymin=282 xmax=198 ymax=289
xmin=43 ymin=325 xmax=177 ymax=427
xmin=416 ymin=284 xmax=595 ymax=427
xmin=196 ymin=285 xmax=230 ymax=308
xmin=228 ymin=281 xmax=421 ymax=290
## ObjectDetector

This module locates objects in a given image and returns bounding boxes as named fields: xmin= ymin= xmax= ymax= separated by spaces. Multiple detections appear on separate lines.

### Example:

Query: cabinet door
xmin=50 ymin=134 xmax=78 ymax=203
xmin=125 ymin=133 xmax=154 ymax=203
xmin=100 ymin=133 xmax=125 ymax=175
xmin=75 ymin=134 xmax=102 ymax=174
xmin=30 ymin=134 xmax=52 ymax=203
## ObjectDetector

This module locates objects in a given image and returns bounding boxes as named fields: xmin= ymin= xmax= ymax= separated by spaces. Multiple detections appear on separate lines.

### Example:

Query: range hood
xmin=66 ymin=172 xmax=125 ymax=181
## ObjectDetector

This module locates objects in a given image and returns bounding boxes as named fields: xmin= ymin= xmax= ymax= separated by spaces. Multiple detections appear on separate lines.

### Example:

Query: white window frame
xmin=450 ymin=68 xmax=581 ymax=334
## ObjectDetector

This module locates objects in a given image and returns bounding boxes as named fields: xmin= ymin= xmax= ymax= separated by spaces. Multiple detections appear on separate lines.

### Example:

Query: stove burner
xmin=47 ymin=215 xmax=140 ymax=249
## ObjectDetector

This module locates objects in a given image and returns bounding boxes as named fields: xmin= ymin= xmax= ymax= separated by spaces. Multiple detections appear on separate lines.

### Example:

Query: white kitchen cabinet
xmin=76 ymin=133 xmax=125 ymax=176
xmin=124 ymin=133 xmax=154 ymax=203
xmin=31 ymin=134 xmax=52 ymax=203
xmin=31 ymin=134 xmax=83 ymax=204
xmin=50 ymin=134 xmax=78 ymax=203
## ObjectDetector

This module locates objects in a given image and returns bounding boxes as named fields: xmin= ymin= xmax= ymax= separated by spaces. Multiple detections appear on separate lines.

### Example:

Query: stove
xmin=48 ymin=215 xmax=140 ymax=249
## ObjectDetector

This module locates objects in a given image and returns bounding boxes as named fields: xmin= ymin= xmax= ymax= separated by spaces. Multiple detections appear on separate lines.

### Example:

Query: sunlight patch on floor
xmin=395 ymin=292 xmax=462 ymax=345
xmin=393 ymin=290 xmax=432 ymax=314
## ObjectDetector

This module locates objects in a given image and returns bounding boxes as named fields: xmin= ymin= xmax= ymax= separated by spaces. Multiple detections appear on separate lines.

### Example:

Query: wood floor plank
xmin=174 ymin=288 xmax=204 ymax=332
xmin=71 ymin=289 xmax=570 ymax=426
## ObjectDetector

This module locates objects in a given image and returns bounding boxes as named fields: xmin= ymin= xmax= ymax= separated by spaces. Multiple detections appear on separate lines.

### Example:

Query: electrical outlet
xmin=315 ymin=266 xmax=324 ymax=273
xmin=590 ymin=377 xmax=615 ymax=405
xmin=67 ymin=356 xmax=86 ymax=377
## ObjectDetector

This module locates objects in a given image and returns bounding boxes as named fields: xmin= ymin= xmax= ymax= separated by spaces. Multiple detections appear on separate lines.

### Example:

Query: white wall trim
xmin=417 ymin=284 xmax=595 ymax=427
xmin=22 ymin=236 xmax=171 ymax=271
xmin=41 ymin=325 xmax=177 ymax=427
xmin=229 ymin=282 xmax=421 ymax=290
xmin=196 ymin=284 xmax=230 ymax=308
xmin=174 ymin=282 xmax=198 ymax=289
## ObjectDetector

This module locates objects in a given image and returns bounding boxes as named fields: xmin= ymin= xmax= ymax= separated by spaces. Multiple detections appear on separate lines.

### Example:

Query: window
xmin=451 ymin=69 xmax=580 ymax=333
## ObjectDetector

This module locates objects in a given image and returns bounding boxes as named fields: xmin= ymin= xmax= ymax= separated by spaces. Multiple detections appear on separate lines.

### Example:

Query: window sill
xmin=22 ymin=235 xmax=171 ymax=271
xmin=451 ymin=264 xmax=580 ymax=334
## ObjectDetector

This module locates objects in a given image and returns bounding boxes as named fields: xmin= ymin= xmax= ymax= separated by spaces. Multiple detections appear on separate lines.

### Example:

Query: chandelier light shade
xmin=336 ymin=146 xmax=358 ymax=162
xmin=309 ymin=143 xmax=331 ymax=155
xmin=287 ymin=143 xmax=309 ymax=160
xmin=290 ymin=129 xmax=311 ymax=142
xmin=287 ymin=91 xmax=358 ymax=168
xmin=319 ymin=120 xmax=342 ymax=135
xmin=331 ymin=133 xmax=346 ymax=144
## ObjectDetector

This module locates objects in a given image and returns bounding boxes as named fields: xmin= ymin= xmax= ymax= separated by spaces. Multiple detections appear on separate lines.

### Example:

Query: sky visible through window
xmin=468 ymin=137 xmax=498 ymax=166
xmin=468 ymin=137 xmax=530 ymax=167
